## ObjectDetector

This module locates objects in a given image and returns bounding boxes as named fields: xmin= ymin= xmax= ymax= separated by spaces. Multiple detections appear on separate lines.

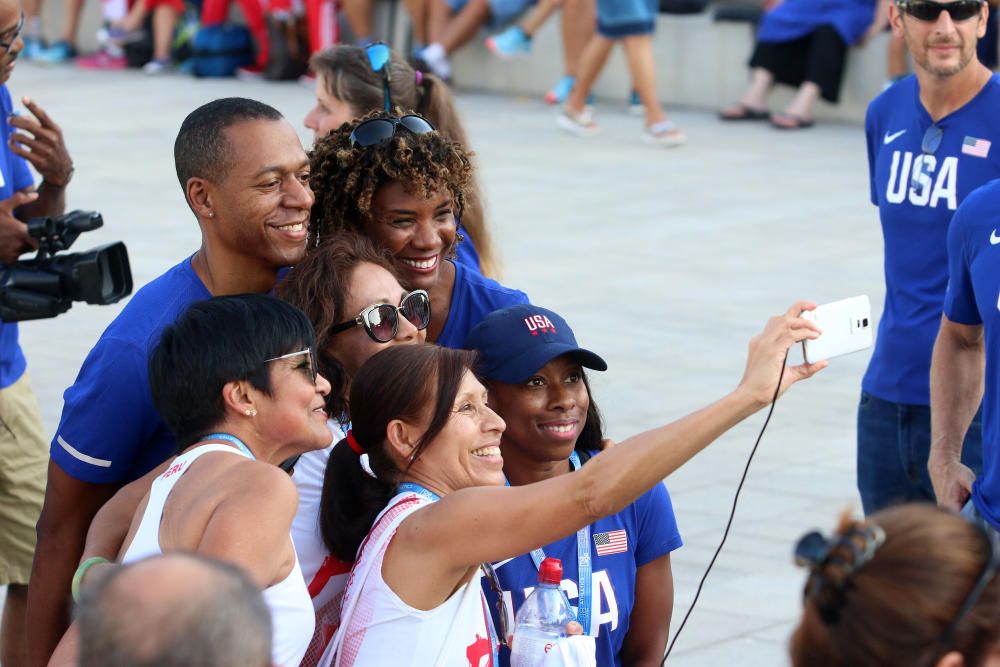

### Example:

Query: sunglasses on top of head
xmin=349 ymin=114 xmax=436 ymax=148
xmin=364 ymin=41 xmax=392 ymax=112
xmin=330 ymin=289 xmax=431 ymax=343
xmin=898 ymin=0 xmax=984 ymax=22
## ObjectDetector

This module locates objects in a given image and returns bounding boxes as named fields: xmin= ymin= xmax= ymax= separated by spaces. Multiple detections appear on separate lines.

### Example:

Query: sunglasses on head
xmin=349 ymin=114 xmax=436 ymax=148
xmin=899 ymin=0 xmax=984 ymax=22
xmin=330 ymin=289 xmax=431 ymax=343
xmin=364 ymin=41 xmax=392 ymax=112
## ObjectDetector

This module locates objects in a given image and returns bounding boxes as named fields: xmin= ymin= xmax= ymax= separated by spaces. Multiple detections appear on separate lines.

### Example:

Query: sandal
xmin=642 ymin=120 xmax=686 ymax=148
xmin=556 ymin=107 xmax=598 ymax=136
xmin=770 ymin=112 xmax=815 ymax=130
xmin=719 ymin=103 xmax=770 ymax=121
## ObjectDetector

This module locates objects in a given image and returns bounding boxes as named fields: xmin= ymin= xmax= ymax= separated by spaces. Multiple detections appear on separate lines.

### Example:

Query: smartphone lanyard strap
xmin=199 ymin=433 xmax=255 ymax=460
xmin=395 ymin=481 xmax=501 ymax=666
xmin=505 ymin=451 xmax=592 ymax=634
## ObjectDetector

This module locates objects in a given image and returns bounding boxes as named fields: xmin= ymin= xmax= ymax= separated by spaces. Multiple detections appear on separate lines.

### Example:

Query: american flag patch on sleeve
xmin=962 ymin=136 xmax=992 ymax=158
xmin=593 ymin=529 xmax=628 ymax=556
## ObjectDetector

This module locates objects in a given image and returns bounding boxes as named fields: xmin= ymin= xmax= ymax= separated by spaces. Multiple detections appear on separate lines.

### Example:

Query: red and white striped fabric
xmin=318 ymin=492 xmax=498 ymax=667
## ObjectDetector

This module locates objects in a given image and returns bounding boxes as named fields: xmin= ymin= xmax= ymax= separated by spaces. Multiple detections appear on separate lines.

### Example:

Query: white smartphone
xmin=801 ymin=295 xmax=873 ymax=364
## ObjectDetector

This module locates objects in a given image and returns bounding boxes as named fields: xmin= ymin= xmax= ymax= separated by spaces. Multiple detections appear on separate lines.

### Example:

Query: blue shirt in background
xmin=51 ymin=257 xmax=211 ymax=484
xmin=863 ymin=74 xmax=1000 ymax=406
xmin=757 ymin=0 xmax=874 ymax=45
xmin=944 ymin=181 xmax=1000 ymax=528
xmin=0 ymin=84 xmax=40 ymax=390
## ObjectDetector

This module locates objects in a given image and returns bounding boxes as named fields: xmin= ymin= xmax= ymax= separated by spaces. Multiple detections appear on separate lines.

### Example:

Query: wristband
xmin=71 ymin=556 xmax=110 ymax=603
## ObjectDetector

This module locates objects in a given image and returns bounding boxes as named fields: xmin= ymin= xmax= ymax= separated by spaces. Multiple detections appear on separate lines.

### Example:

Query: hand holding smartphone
xmin=801 ymin=296 xmax=873 ymax=364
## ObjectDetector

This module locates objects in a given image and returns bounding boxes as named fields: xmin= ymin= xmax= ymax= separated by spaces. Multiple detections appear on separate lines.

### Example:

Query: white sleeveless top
xmin=292 ymin=421 xmax=354 ymax=666
xmin=121 ymin=444 xmax=315 ymax=667
xmin=318 ymin=492 xmax=498 ymax=667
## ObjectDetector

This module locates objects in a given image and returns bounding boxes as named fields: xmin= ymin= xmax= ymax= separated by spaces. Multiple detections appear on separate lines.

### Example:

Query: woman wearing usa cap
xmin=317 ymin=300 xmax=825 ymax=666
xmin=464 ymin=304 xmax=682 ymax=667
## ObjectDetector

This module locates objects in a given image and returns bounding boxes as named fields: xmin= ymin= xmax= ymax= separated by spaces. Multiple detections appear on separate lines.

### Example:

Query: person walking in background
xmin=556 ymin=0 xmax=686 ymax=147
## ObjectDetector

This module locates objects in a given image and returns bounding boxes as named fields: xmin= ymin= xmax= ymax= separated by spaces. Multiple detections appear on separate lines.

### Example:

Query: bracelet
xmin=71 ymin=556 xmax=110 ymax=603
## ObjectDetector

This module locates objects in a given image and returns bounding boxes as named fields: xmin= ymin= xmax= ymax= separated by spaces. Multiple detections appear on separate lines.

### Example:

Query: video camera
xmin=0 ymin=211 xmax=133 ymax=322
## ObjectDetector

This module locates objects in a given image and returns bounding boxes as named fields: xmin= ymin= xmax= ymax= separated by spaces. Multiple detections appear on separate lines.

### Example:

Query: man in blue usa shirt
xmin=859 ymin=0 xmax=1000 ymax=514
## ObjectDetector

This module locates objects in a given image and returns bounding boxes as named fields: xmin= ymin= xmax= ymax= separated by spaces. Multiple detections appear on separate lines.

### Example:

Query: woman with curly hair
xmin=309 ymin=111 xmax=528 ymax=349
xmin=303 ymin=44 xmax=498 ymax=278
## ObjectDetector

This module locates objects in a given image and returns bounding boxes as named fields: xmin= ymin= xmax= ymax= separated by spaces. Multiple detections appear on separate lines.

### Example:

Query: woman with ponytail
xmin=303 ymin=44 xmax=499 ymax=278
xmin=317 ymin=302 xmax=825 ymax=665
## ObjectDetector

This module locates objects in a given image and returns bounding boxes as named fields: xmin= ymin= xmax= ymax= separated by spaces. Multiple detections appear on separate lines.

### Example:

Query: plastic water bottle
xmin=509 ymin=557 xmax=575 ymax=667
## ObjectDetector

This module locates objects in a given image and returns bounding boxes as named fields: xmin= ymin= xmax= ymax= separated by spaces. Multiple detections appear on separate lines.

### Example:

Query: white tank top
xmin=318 ymin=491 xmax=498 ymax=667
xmin=121 ymin=444 xmax=316 ymax=667
xmin=292 ymin=421 xmax=354 ymax=666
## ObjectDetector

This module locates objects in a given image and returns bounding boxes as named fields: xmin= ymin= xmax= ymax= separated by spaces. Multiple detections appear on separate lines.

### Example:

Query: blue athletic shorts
xmin=446 ymin=0 xmax=535 ymax=27
xmin=597 ymin=0 xmax=658 ymax=37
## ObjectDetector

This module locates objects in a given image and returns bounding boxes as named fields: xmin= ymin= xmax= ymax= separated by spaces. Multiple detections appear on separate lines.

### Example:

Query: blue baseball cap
xmin=464 ymin=304 xmax=607 ymax=384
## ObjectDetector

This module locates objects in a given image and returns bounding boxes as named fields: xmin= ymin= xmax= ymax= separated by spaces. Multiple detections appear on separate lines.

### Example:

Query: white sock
xmin=420 ymin=43 xmax=451 ymax=79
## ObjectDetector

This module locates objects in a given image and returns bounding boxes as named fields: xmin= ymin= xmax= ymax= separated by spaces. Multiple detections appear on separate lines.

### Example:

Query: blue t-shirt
xmin=51 ymin=257 xmax=211 ymax=484
xmin=436 ymin=260 xmax=529 ymax=349
xmin=863 ymin=74 xmax=1000 ymax=406
xmin=757 ymin=0 xmax=874 ymax=45
xmin=0 ymin=84 xmax=39 ymax=390
xmin=943 ymin=181 xmax=1000 ymax=527
xmin=483 ymin=477 xmax=682 ymax=667
xmin=454 ymin=224 xmax=482 ymax=275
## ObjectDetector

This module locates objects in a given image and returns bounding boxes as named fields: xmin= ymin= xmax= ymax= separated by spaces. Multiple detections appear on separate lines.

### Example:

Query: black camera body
xmin=0 ymin=211 xmax=133 ymax=322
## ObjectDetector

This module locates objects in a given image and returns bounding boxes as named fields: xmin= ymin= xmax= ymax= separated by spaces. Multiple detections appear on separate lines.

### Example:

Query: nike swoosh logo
xmin=884 ymin=129 xmax=907 ymax=144
xmin=991 ymin=229 xmax=1000 ymax=245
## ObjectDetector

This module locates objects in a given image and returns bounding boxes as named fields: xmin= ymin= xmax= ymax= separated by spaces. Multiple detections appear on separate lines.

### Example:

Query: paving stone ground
xmin=8 ymin=61 xmax=882 ymax=666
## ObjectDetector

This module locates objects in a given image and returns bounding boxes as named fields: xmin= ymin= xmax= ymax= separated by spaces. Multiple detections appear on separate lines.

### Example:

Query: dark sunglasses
xmin=349 ymin=114 xmax=436 ymax=148
xmin=899 ymin=0 xmax=984 ymax=22
xmin=365 ymin=41 xmax=392 ymax=112
xmin=911 ymin=125 xmax=943 ymax=195
xmin=263 ymin=348 xmax=318 ymax=385
xmin=481 ymin=561 xmax=511 ymax=647
xmin=330 ymin=289 xmax=431 ymax=343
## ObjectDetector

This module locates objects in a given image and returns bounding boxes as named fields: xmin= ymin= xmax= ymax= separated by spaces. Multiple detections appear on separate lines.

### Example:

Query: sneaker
xmin=641 ymin=120 xmax=686 ymax=148
xmin=142 ymin=58 xmax=170 ymax=74
xmin=556 ymin=107 xmax=598 ymax=137
xmin=21 ymin=36 xmax=44 ymax=60
xmin=76 ymin=49 xmax=127 ymax=70
xmin=628 ymin=89 xmax=644 ymax=116
xmin=544 ymin=75 xmax=575 ymax=105
xmin=35 ymin=40 xmax=77 ymax=64
xmin=97 ymin=25 xmax=145 ymax=47
xmin=485 ymin=26 xmax=531 ymax=60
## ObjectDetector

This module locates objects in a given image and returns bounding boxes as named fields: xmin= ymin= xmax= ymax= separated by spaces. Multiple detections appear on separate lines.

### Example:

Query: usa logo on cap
xmin=524 ymin=314 xmax=556 ymax=336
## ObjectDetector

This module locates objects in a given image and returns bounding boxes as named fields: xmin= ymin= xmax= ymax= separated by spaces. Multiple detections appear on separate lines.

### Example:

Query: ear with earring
xmin=245 ymin=408 xmax=257 ymax=417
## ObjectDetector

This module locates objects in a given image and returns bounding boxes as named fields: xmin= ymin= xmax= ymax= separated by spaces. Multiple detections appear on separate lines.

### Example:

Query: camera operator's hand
xmin=9 ymin=96 xmax=74 ymax=188
xmin=0 ymin=190 xmax=39 ymax=264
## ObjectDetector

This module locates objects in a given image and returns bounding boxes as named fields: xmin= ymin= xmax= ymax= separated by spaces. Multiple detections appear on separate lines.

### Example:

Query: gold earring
xmin=245 ymin=408 xmax=257 ymax=417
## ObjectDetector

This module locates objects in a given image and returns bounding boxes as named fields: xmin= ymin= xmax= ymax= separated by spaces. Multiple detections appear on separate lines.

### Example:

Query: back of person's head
xmin=309 ymin=47 xmax=497 ymax=276
xmin=149 ymin=293 xmax=315 ymax=450
xmin=791 ymin=504 xmax=1000 ymax=667
xmin=308 ymin=110 xmax=473 ymax=246
xmin=174 ymin=97 xmax=284 ymax=195
xmin=276 ymin=233 xmax=400 ymax=418
xmin=320 ymin=344 xmax=476 ymax=561
xmin=78 ymin=553 xmax=272 ymax=667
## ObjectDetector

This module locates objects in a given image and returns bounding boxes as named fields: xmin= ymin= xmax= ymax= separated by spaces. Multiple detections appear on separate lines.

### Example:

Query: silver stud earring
xmin=245 ymin=408 xmax=257 ymax=417
xmin=207 ymin=211 xmax=214 ymax=218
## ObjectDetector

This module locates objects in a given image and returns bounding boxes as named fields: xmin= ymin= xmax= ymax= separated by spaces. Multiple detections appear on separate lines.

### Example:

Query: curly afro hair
xmin=308 ymin=110 xmax=475 ymax=247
